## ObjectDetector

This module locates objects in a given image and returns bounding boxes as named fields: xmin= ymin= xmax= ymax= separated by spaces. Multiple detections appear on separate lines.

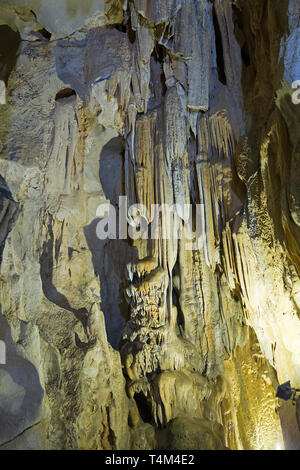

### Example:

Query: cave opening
xmin=110 ymin=4 xmax=137 ymax=43
xmin=171 ymin=260 xmax=185 ymax=333
xmin=55 ymin=88 xmax=77 ymax=101
xmin=37 ymin=28 xmax=52 ymax=41
xmin=151 ymin=44 xmax=167 ymax=97
xmin=113 ymin=24 xmax=128 ymax=33
xmin=241 ymin=43 xmax=251 ymax=67
xmin=212 ymin=6 xmax=227 ymax=85
xmin=0 ymin=25 xmax=21 ymax=85
xmin=134 ymin=392 xmax=153 ymax=424
xmin=173 ymin=289 xmax=185 ymax=332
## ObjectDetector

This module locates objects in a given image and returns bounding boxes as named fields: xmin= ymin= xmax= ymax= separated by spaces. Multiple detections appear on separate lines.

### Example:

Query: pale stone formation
xmin=0 ymin=0 xmax=299 ymax=450
xmin=0 ymin=81 xmax=5 ymax=104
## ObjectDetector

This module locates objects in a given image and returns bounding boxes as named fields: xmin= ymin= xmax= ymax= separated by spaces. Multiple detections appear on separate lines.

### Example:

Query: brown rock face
xmin=0 ymin=0 xmax=299 ymax=450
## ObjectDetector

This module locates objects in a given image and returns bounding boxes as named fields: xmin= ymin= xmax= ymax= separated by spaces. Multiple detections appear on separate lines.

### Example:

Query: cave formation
xmin=0 ymin=0 xmax=300 ymax=451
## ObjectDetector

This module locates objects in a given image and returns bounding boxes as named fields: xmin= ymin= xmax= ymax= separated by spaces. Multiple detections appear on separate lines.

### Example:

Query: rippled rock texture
xmin=0 ymin=0 xmax=299 ymax=450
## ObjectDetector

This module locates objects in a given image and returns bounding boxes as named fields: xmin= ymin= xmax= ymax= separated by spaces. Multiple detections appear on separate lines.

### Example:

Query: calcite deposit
xmin=0 ymin=0 xmax=299 ymax=450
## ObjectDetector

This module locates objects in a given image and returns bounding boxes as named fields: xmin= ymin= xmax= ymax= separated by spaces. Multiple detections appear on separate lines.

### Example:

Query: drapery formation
xmin=0 ymin=0 xmax=299 ymax=450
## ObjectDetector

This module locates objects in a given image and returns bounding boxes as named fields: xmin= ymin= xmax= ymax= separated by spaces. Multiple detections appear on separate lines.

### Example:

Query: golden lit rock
xmin=0 ymin=0 xmax=299 ymax=451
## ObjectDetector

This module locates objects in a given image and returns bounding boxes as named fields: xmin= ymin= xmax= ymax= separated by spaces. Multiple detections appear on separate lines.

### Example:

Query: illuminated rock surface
xmin=0 ymin=0 xmax=299 ymax=450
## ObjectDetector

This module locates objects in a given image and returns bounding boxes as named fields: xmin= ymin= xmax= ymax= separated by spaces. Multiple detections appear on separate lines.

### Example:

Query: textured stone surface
xmin=0 ymin=0 xmax=299 ymax=450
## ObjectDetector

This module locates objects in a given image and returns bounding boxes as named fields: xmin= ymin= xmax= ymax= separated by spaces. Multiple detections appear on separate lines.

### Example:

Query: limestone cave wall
xmin=0 ymin=0 xmax=299 ymax=450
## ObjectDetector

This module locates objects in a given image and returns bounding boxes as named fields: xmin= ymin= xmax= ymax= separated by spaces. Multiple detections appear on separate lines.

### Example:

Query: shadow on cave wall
xmin=39 ymin=215 xmax=89 ymax=328
xmin=84 ymin=137 xmax=138 ymax=350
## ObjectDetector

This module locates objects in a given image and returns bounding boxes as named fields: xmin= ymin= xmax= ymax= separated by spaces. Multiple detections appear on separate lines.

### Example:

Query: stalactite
xmin=0 ymin=0 xmax=298 ymax=451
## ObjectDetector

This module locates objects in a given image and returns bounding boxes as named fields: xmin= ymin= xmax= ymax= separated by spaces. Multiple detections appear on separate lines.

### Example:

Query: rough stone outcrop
xmin=0 ymin=0 xmax=299 ymax=450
